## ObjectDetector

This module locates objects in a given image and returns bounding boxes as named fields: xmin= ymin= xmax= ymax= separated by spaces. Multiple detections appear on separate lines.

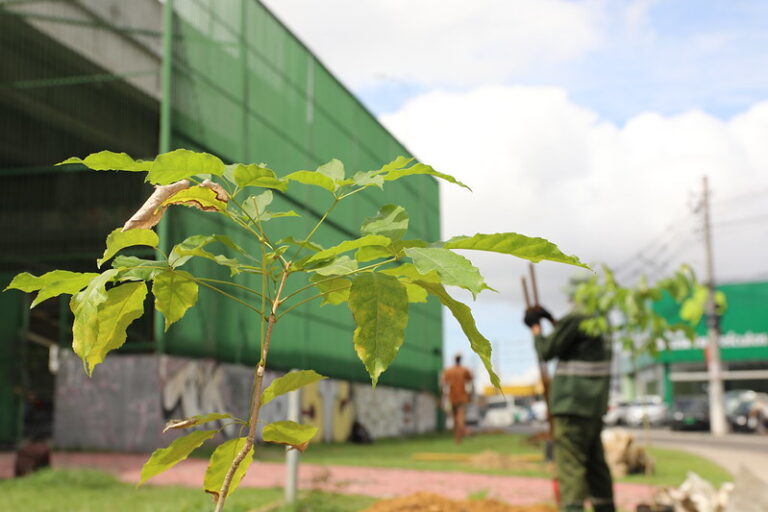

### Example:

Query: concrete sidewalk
xmin=636 ymin=430 xmax=768 ymax=483
xmin=1 ymin=452 xmax=656 ymax=509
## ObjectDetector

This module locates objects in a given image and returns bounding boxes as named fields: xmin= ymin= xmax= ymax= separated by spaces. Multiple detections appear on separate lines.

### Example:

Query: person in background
xmin=441 ymin=353 xmax=473 ymax=444
xmin=524 ymin=305 xmax=615 ymax=512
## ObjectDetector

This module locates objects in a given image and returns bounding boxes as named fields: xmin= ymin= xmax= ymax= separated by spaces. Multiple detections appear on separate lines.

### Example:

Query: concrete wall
xmin=54 ymin=350 xmax=438 ymax=452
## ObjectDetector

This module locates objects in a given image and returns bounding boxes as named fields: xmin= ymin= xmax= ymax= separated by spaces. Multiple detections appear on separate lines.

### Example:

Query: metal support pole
xmin=155 ymin=0 xmax=173 ymax=353
xmin=159 ymin=0 xmax=173 ymax=155
xmin=284 ymin=385 xmax=300 ymax=503
xmin=701 ymin=176 xmax=727 ymax=436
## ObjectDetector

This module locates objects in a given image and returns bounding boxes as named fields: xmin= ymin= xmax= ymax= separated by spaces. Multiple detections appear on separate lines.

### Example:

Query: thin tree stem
xmin=279 ymin=257 xmax=397 ymax=304
xmin=276 ymin=286 xmax=349 ymax=320
xmin=289 ymin=198 xmax=340 ymax=263
xmin=196 ymin=277 xmax=268 ymax=301
xmin=213 ymin=270 xmax=289 ymax=512
xmin=194 ymin=280 xmax=264 ymax=317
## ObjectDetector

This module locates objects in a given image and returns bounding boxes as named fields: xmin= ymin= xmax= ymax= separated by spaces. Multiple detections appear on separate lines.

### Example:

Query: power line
xmin=712 ymin=186 xmax=768 ymax=207
xmin=613 ymin=214 xmax=696 ymax=282
xmin=711 ymin=212 xmax=768 ymax=229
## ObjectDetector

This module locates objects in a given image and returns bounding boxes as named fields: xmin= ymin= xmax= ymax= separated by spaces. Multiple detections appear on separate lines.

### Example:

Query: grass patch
xmin=622 ymin=446 xmax=732 ymax=487
xmin=233 ymin=432 xmax=732 ymax=488
xmin=0 ymin=468 xmax=374 ymax=512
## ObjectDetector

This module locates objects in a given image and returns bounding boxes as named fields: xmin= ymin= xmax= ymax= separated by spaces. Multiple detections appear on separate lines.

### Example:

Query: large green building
xmin=0 ymin=0 xmax=442 ymax=450
xmin=621 ymin=281 xmax=768 ymax=405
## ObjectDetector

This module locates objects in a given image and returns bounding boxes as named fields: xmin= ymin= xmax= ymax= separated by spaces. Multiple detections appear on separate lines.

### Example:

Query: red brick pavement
xmin=1 ymin=452 xmax=656 ymax=509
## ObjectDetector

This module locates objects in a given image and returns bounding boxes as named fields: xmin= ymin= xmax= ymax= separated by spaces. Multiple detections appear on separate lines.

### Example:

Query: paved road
xmin=637 ymin=428 xmax=768 ymax=452
xmin=506 ymin=423 xmax=768 ymax=482
xmin=633 ymin=428 xmax=768 ymax=482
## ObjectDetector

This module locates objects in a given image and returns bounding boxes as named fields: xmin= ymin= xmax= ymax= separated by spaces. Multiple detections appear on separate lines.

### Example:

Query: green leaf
xmin=97 ymin=228 xmax=159 ymax=268
xmin=241 ymin=190 xmax=273 ymax=220
xmin=317 ymin=158 xmax=345 ymax=184
xmin=153 ymin=270 xmax=199 ymax=330
xmin=86 ymin=282 xmax=147 ymax=374
xmin=148 ymin=149 xmax=225 ymax=185
xmin=348 ymin=273 xmax=408 ymax=387
xmin=163 ymin=412 xmax=234 ymax=433
xmin=232 ymin=163 xmax=288 ymax=192
xmin=161 ymin=186 xmax=227 ymax=212
xmin=380 ymin=264 xmax=439 ymax=303
xmin=140 ymin=429 xmax=217 ymax=485
xmin=379 ymin=156 xmax=415 ymax=173
xmin=346 ymin=170 xmax=384 ymax=189
xmin=204 ymin=437 xmax=254 ymax=500
xmin=401 ymin=280 xmax=428 ymax=303
xmin=70 ymin=270 xmax=119 ymax=373
xmin=262 ymin=421 xmax=318 ymax=452
xmin=383 ymin=162 xmax=471 ymax=190
xmin=355 ymin=245 xmax=393 ymax=262
xmin=361 ymin=205 xmax=409 ymax=241
xmin=715 ymin=290 xmax=728 ymax=314
xmin=112 ymin=256 xmax=166 ymax=281
xmin=168 ymin=235 xmax=247 ymax=274
xmin=5 ymin=270 xmax=99 ymax=308
xmin=284 ymin=170 xmax=336 ymax=193
xmin=310 ymin=275 xmax=352 ymax=305
xmin=168 ymin=235 xmax=214 ymax=267
xmin=313 ymin=256 xmax=358 ymax=276
xmin=261 ymin=370 xmax=327 ymax=406
xmin=404 ymin=247 xmax=491 ymax=297
xmin=278 ymin=236 xmax=323 ymax=253
xmin=57 ymin=150 xmax=149 ymax=171
xmin=415 ymin=281 xmax=499 ymax=388
xmin=379 ymin=263 xmax=441 ymax=283
xmin=306 ymin=234 xmax=391 ymax=265
xmin=356 ymin=240 xmax=430 ymax=262
xmin=239 ymin=191 xmax=298 ymax=222
xmin=443 ymin=233 xmax=589 ymax=269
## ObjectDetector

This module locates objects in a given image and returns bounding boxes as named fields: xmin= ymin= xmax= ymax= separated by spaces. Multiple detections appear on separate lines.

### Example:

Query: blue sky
xmin=354 ymin=0 xmax=768 ymax=123
xmin=265 ymin=0 xmax=768 ymax=387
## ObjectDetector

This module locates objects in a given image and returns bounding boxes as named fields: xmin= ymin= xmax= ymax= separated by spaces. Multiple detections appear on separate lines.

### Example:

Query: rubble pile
xmin=640 ymin=468 xmax=768 ymax=512
xmin=601 ymin=428 xmax=654 ymax=478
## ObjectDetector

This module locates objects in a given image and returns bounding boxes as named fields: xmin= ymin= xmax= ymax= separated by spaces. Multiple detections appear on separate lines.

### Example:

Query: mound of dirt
xmin=361 ymin=492 xmax=556 ymax=512
xmin=466 ymin=451 xmax=543 ymax=471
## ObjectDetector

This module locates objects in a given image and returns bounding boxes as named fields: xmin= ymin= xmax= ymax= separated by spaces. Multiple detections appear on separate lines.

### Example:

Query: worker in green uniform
xmin=524 ymin=306 xmax=615 ymax=512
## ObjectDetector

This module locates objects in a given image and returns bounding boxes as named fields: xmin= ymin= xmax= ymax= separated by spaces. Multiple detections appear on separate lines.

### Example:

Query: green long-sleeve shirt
xmin=534 ymin=313 xmax=612 ymax=419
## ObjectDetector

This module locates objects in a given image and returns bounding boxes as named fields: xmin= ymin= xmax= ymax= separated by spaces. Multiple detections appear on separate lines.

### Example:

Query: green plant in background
xmin=570 ymin=264 xmax=726 ymax=355
xmin=5 ymin=149 xmax=587 ymax=511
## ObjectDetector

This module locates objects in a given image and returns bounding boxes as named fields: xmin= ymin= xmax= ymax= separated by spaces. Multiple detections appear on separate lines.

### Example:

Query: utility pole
xmin=701 ymin=176 xmax=728 ymax=436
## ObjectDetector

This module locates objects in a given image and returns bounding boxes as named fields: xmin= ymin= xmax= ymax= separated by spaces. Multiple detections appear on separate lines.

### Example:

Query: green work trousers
xmin=553 ymin=415 xmax=615 ymax=512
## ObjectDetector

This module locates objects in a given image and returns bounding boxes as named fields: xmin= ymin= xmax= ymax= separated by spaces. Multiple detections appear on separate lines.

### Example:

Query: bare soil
xmin=361 ymin=492 xmax=556 ymax=512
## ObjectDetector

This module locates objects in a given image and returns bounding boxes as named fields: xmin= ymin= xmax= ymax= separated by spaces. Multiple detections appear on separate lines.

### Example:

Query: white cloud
xmin=262 ymin=0 xmax=601 ymax=88
xmin=381 ymin=86 xmax=768 ymax=315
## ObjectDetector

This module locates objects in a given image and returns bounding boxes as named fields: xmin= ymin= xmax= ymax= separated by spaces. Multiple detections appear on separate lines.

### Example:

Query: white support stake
xmin=284 ymin=384 xmax=300 ymax=503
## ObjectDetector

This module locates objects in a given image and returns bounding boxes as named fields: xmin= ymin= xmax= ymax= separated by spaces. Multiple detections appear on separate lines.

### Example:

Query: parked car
xmin=604 ymin=400 xmax=631 ymax=426
xmin=670 ymin=395 xmax=710 ymax=431
xmin=727 ymin=392 xmax=768 ymax=433
xmin=480 ymin=396 xmax=532 ymax=428
xmin=465 ymin=401 xmax=482 ymax=427
xmin=625 ymin=395 xmax=668 ymax=427
xmin=444 ymin=397 xmax=481 ymax=428
xmin=725 ymin=389 xmax=756 ymax=416
xmin=530 ymin=399 xmax=548 ymax=422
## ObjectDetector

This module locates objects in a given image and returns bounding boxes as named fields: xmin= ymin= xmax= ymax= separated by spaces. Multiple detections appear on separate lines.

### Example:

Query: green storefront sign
xmin=646 ymin=281 xmax=768 ymax=405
